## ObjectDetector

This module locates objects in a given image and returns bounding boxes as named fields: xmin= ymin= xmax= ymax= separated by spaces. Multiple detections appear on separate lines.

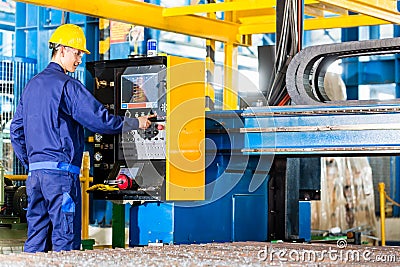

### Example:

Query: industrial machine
xmin=2 ymin=0 xmax=399 ymax=259
xmin=86 ymin=55 xmax=271 ymax=245
xmin=0 ymin=176 xmax=27 ymax=224
xmin=85 ymin=36 xmax=400 ymax=245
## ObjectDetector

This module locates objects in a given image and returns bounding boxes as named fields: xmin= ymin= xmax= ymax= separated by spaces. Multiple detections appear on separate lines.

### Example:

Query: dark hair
xmin=49 ymin=42 xmax=61 ymax=58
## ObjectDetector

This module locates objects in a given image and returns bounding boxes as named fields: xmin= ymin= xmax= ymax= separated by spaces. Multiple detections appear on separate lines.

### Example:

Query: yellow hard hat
xmin=49 ymin=24 xmax=90 ymax=54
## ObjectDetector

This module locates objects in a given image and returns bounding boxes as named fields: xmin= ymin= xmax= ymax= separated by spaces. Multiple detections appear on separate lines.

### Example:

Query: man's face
xmin=61 ymin=46 xmax=84 ymax=73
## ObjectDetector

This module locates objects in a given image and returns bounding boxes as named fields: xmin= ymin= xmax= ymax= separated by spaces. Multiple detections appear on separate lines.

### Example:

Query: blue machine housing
xmin=129 ymin=111 xmax=270 ymax=245
xmin=130 ymin=102 xmax=400 ymax=245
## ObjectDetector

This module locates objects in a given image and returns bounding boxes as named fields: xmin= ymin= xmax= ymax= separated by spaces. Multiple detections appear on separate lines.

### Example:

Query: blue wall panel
xmin=15 ymin=4 xmax=98 ymax=72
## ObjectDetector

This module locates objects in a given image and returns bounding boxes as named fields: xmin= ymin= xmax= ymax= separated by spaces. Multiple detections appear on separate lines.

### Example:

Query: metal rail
xmin=207 ymin=104 xmax=400 ymax=156
xmin=241 ymin=123 xmax=400 ymax=133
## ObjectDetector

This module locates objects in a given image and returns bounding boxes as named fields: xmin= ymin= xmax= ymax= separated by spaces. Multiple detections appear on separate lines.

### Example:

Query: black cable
xmin=267 ymin=0 xmax=301 ymax=106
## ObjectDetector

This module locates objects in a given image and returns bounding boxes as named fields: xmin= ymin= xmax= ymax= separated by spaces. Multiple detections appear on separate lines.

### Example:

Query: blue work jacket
xmin=10 ymin=62 xmax=138 ymax=170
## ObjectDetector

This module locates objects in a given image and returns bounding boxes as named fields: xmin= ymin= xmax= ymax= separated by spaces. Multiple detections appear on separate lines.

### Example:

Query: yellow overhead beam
xmin=13 ymin=0 xmax=243 ymax=45
xmin=163 ymin=1 xmax=276 ymax=17
xmin=304 ymin=6 xmax=325 ymax=18
xmin=163 ymin=0 xmax=319 ymax=17
xmin=304 ymin=14 xmax=392 ymax=30
xmin=14 ymin=0 xmax=399 ymax=41
xmin=319 ymin=0 xmax=400 ymax=24
xmin=239 ymin=14 xmax=391 ymax=35
xmin=239 ymin=22 xmax=275 ymax=35
xmin=238 ymin=15 xmax=276 ymax=25
xmin=306 ymin=3 xmax=349 ymax=17
xmin=236 ymin=8 xmax=276 ymax=19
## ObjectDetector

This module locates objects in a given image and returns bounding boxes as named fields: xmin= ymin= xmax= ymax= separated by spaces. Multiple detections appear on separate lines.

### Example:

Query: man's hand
xmin=138 ymin=114 xmax=157 ymax=129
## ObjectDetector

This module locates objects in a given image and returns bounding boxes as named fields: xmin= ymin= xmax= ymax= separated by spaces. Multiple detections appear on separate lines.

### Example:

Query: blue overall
xmin=10 ymin=62 xmax=139 ymax=252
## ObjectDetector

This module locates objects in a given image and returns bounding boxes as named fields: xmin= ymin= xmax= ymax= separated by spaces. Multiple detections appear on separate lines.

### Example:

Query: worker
xmin=10 ymin=24 xmax=155 ymax=253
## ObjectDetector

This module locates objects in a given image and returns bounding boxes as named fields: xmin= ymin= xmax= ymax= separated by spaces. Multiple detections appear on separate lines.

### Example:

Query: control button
xmin=94 ymin=152 xmax=103 ymax=162
xmin=116 ymin=174 xmax=131 ymax=190
xmin=100 ymin=163 xmax=109 ymax=170
xmin=94 ymin=133 xmax=103 ymax=142
xmin=157 ymin=124 xmax=164 ymax=130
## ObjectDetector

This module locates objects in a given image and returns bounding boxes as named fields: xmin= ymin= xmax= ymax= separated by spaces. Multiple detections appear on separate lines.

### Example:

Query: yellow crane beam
xmin=308 ymin=3 xmax=350 ymax=16
xmin=13 ymin=0 xmax=400 ymax=43
xmin=163 ymin=0 xmax=274 ymax=17
xmin=239 ymin=14 xmax=391 ymax=35
xmin=304 ymin=6 xmax=325 ymax=18
xmin=163 ymin=0 xmax=319 ymax=17
xmin=305 ymin=14 xmax=392 ymax=30
xmin=13 ymin=0 xmax=245 ymax=45
xmin=319 ymin=0 xmax=400 ymax=25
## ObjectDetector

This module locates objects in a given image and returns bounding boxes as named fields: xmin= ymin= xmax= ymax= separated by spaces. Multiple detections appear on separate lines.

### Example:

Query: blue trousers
xmin=24 ymin=169 xmax=81 ymax=252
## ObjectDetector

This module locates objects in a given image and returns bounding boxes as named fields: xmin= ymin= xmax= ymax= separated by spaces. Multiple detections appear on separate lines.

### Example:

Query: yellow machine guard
xmin=166 ymin=56 xmax=206 ymax=201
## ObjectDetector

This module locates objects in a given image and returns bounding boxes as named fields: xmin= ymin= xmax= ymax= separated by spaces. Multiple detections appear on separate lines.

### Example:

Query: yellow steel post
xmin=223 ymin=43 xmax=238 ymax=110
xmin=99 ymin=19 xmax=110 ymax=61
xmin=378 ymin=182 xmax=386 ymax=246
xmin=205 ymin=40 xmax=215 ymax=111
xmin=82 ymin=151 xmax=90 ymax=240
xmin=0 ymin=163 xmax=4 ymax=207
xmin=223 ymin=0 xmax=239 ymax=110
xmin=206 ymin=0 xmax=216 ymax=111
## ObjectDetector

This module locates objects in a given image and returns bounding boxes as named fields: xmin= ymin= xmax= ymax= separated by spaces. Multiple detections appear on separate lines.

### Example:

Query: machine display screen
xmin=121 ymin=73 xmax=158 ymax=109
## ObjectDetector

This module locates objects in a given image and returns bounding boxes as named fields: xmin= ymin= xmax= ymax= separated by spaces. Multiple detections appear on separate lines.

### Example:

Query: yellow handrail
xmin=4 ymin=174 xmax=28 ymax=181
xmin=4 ymin=174 xmax=93 ymax=184
xmin=81 ymin=151 xmax=91 ymax=240
xmin=5 ymin=154 xmax=93 ymax=242
xmin=378 ymin=182 xmax=386 ymax=246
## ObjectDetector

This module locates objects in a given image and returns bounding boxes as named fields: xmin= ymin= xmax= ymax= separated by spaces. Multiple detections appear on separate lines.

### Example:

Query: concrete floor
xmin=0 ymin=222 xmax=398 ymax=265
xmin=0 ymin=242 xmax=399 ymax=266
xmin=377 ymin=217 xmax=400 ymax=243
xmin=0 ymin=225 xmax=27 ymax=254
xmin=0 ymin=225 xmax=120 ymax=253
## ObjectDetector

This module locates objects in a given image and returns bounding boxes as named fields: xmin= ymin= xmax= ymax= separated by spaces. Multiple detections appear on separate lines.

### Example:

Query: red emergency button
xmin=157 ymin=124 xmax=165 ymax=130
xmin=116 ymin=174 xmax=132 ymax=190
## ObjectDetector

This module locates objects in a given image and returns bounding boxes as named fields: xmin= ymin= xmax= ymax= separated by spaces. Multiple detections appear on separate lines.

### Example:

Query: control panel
xmin=87 ymin=55 xmax=206 ymax=202
xmin=87 ymin=57 xmax=167 ymax=201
